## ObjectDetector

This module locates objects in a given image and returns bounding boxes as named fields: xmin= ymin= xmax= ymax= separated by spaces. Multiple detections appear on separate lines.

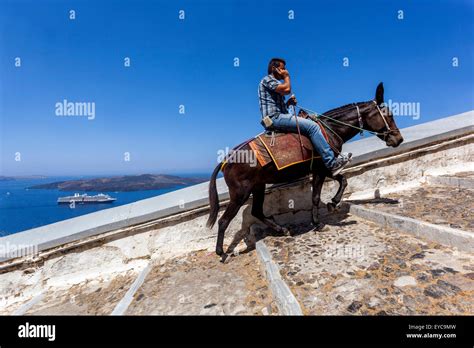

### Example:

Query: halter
xmin=373 ymin=100 xmax=391 ymax=132
xmin=356 ymin=104 xmax=363 ymax=135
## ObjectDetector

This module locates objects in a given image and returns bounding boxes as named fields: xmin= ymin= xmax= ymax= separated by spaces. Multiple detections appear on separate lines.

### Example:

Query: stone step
xmin=124 ymin=250 xmax=276 ymax=315
xmin=345 ymin=203 xmax=473 ymax=253
xmin=350 ymin=183 xmax=473 ymax=233
xmin=262 ymin=211 xmax=474 ymax=315
xmin=427 ymin=174 xmax=474 ymax=189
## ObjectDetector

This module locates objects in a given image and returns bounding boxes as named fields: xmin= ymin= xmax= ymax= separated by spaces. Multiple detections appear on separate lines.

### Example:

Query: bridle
xmin=372 ymin=100 xmax=393 ymax=137
xmin=298 ymin=101 xmax=396 ymax=140
xmin=355 ymin=101 xmax=395 ymax=140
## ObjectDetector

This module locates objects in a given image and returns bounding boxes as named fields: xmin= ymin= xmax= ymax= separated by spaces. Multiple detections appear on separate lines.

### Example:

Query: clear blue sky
xmin=1 ymin=0 xmax=473 ymax=176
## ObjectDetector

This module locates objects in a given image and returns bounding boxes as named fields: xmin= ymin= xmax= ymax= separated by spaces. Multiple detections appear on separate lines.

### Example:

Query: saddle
xmin=221 ymin=117 xmax=330 ymax=171
xmin=248 ymin=131 xmax=320 ymax=170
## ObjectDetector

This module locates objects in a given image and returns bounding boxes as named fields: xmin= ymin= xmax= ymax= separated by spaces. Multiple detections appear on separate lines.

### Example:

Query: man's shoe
xmin=330 ymin=152 xmax=352 ymax=176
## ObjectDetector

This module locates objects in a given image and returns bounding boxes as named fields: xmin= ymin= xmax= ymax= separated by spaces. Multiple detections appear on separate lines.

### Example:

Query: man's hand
xmin=286 ymin=94 xmax=297 ymax=107
xmin=275 ymin=67 xmax=290 ymax=78
xmin=274 ymin=66 xmax=291 ymax=95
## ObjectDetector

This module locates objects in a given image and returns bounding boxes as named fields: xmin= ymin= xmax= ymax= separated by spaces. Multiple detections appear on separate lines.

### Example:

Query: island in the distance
xmin=0 ymin=175 xmax=48 ymax=181
xmin=28 ymin=174 xmax=207 ymax=192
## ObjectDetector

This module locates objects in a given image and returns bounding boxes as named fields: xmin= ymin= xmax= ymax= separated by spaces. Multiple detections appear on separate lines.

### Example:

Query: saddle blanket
xmin=248 ymin=132 xmax=321 ymax=170
xmin=221 ymin=120 xmax=330 ymax=171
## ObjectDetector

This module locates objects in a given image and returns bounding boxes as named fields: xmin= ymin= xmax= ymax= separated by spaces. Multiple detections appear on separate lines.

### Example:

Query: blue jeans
xmin=265 ymin=113 xmax=336 ymax=168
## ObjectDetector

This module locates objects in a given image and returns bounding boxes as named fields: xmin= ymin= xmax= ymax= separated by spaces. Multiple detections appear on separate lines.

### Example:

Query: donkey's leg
xmin=311 ymin=172 xmax=326 ymax=230
xmin=216 ymin=186 xmax=252 ymax=258
xmin=225 ymin=228 xmax=250 ymax=256
xmin=251 ymin=184 xmax=291 ymax=236
xmin=216 ymin=201 xmax=246 ymax=257
xmin=327 ymin=174 xmax=347 ymax=212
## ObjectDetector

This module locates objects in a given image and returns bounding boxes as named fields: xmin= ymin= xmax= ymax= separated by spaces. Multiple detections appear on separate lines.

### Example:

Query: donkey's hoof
xmin=220 ymin=253 xmax=229 ymax=263
xmin=327 ymin=202 xmax=337 ymax=213
xmin=282 ymin=227 xmax=291 ymax=236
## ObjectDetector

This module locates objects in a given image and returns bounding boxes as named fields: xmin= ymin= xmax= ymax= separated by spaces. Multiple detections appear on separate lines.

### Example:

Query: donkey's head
xmin=364 ymin=83 xmax=403 ymax=147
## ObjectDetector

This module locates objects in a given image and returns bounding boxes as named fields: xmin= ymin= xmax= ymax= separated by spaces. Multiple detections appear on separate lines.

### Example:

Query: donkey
xmin=207 ymin=83 xmax=403 ymax=259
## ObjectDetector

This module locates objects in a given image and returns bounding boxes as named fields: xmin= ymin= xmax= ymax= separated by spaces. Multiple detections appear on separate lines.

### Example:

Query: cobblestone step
xmin=124 ymin=250 xmax=277 ymax=315
xmin=345 ymin=203 xmax=473 ymax=253
xmin=262 ymin=210 xmax=474 ymax=315
xmin=354 ymin=180 xmax=473 ymax=232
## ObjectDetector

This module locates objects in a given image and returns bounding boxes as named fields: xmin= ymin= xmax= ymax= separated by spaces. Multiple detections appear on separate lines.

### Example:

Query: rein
xmin=292 ymin=105 xmax=306 ymax=159
xmin=297 ymin=101 xmax=393 ymax=139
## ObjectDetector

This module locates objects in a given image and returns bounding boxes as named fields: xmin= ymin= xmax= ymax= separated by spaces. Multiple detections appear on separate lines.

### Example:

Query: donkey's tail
xmin=206 ymin=163 xmax=222 ymax=228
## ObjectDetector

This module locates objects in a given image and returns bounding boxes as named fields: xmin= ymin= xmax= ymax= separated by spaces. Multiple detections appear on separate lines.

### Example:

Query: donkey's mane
xmin=322 ymin=100 xmax=373 ymax=119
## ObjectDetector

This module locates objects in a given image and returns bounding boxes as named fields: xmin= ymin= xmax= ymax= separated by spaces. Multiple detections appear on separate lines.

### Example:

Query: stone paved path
xmin=264 ymin=210 xmax=474 ymax=315
xmin=126 ymin=249 xmax=277 ymax=315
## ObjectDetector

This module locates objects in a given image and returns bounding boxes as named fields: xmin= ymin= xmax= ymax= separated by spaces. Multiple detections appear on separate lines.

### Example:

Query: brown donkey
xmin=207 ymin=83 xmax=403 ymax=260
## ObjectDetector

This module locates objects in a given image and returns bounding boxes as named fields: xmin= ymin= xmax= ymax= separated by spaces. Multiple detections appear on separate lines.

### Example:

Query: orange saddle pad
xmin=249 ymin=132 xmax=321 ymax=170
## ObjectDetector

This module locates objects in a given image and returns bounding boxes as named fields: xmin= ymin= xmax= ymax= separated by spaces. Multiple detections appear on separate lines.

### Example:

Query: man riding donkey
xmin=259 ymin=57 xmax=352 ymax=176
xmin=207 ymin=57 xmax=403 ymax=261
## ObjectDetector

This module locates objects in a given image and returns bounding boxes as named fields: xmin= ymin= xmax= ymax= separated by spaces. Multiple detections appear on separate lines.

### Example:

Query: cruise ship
xmin=57 ymin=193 xmax=117 ymax=204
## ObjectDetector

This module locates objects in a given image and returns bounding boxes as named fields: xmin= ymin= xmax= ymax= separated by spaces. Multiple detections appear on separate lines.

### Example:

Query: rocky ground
xmin=264 ymin=210 xmax=474 ymax=315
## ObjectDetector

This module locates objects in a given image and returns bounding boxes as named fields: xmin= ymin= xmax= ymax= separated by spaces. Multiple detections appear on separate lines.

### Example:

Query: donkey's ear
xmin=375 ymin=82 xmax=384 ymax=105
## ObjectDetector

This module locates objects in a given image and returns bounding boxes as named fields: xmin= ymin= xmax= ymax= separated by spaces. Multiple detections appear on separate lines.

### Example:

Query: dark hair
xmin=267 ymin=58 xmax=286 ymax=74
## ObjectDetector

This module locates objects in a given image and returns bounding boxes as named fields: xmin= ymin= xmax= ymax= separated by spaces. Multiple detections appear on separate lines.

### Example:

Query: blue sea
xmin=0 ymin=174 xmax=209 ymax=237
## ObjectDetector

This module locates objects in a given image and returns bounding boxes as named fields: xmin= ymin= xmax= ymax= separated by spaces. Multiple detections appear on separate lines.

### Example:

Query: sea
xmin=0 ymin=174 xmax=210 ymax=237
